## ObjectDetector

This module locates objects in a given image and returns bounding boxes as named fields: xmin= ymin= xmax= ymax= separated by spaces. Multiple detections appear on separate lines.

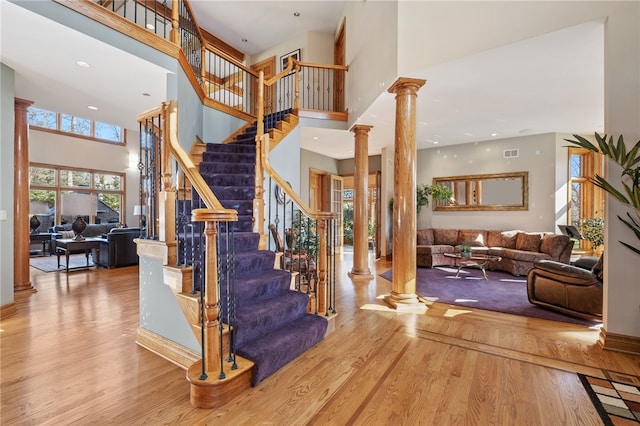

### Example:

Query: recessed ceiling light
xmin=146 ymin=23 xmax=155 ymax=30
xmin=142 ymin=93 xmax=151 ymax=97
xmin=491 ymin=133 xmax=498 ymax=137
xmin=293 ymin=12 xmax=301 ymax=17
xmin=433 ymin=141 xmax=439 ymax=144
xmin=76 ymin=61 xmax=91 ymax=68
xmin=464 ymin=132 xmax=473 ymax=136
xmin=312 ymin=136 xmax=319 ymax=140
xmin=87 ymin=105 xmax=98 ymax=110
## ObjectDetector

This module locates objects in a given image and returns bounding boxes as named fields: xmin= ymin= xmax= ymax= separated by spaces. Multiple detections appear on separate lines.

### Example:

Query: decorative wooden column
xmin=384 ymin=78 xmax=426 ymax=311
xmin=14 ymin=98 xmax=35 ymax=294
xmin=349 ymin=124 xmax=374 ymax=279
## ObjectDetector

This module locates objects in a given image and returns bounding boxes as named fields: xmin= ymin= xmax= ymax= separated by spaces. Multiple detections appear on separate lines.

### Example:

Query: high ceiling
xmin=1 ymin=1 xmax=603 ymax=160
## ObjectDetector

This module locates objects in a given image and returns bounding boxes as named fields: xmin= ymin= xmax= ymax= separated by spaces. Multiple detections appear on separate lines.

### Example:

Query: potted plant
xmin=459 ymin=243 xmax=473 ymax=258
xmin=566 ymin=133 xmax=640 ymax=255
xmin=579 ymin=217 xmax=604 ymax=254
xmin=390 ymin=183 xmax=453 ymax=213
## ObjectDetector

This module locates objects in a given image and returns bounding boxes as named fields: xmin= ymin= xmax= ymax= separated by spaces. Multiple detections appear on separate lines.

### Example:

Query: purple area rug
xmin=380 ymin=266 xmax=602 ymax=326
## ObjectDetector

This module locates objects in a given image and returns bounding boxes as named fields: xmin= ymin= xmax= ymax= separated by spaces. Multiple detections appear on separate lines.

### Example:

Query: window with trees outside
xmin=28 ymin=163 xmax=125 ymax=232
xmin=27 ymin=106 xmax=124 ymax=144
xmin=568 ymin=147 xmax=604 ymax=251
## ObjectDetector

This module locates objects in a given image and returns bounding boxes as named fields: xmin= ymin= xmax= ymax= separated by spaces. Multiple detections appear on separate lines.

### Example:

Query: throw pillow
xmin=501 ymin=230 xmax=521 ymax=249
xmin=486 ymin=230 xmax=503 ymax=247
xmin=60 ymin=230 xmax=75 ymax=239
xmin=458 ymin=229 xmax=486 ymax=246
xmin=516 ymin=232 xmax=542 ymax=252
xmin=416 ymin=229 xmax=434 ymax=245
xmin=434 ymin=228 xmax=459 ymax=246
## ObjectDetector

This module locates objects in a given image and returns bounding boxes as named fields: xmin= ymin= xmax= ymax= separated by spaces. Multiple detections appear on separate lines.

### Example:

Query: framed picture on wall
xmin=280 ymin=49 xmax=300 ymax=72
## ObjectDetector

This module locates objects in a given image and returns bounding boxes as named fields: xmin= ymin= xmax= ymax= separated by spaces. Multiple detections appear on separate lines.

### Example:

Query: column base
xmin=383 ymin=292 xmax=427 ymax=313
xmin=348 ymin=268 xmax=373 ymax=280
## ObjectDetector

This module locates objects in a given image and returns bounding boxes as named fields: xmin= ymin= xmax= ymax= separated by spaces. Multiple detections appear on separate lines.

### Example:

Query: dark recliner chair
xmin=93 ymin=227 xmax=141 ymax=268
xmin=526 ymin=255 xmax=603 ymax=320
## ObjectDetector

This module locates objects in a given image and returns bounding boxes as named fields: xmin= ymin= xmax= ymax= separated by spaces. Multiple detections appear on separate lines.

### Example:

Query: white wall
xmin=342 ymin=1 xmax=398 ymax=127
xmin=0 ymin=63 xmax=16 ymax=309
xmin=418 ymin=133 xmax=557 ymax=231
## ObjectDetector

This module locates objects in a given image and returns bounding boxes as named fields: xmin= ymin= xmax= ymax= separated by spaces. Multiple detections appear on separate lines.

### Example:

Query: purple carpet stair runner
xmin=197 ymin=115 xmax=327 ymax=386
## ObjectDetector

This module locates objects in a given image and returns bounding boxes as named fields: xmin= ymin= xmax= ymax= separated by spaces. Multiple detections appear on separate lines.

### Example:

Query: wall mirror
xmin=433 ymin=171 xmax=528 ymax=211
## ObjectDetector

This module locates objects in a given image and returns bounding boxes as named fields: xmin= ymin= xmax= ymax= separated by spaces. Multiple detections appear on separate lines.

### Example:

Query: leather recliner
xmin=526 ymin=256 xmax=603 ymax=320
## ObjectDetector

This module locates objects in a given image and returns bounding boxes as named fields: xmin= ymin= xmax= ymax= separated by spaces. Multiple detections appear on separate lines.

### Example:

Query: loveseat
xmin=526 ymin=255 xmax=603 ymax=320
xmin=416 ymin=228 xmax=572 ymax=276
xmin=93 ymin=227 xmax=141 ymax=268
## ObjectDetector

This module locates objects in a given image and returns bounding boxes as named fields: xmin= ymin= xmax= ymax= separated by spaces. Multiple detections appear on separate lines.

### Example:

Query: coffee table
xmin=443 ymin=252 xmax=502 ymax=280
xmin=55 ymin=238 xmax=102 ymax=272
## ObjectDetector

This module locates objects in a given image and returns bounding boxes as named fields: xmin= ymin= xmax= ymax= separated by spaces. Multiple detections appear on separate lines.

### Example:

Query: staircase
xmin=185 ymin=113 xmax=327 ymax=386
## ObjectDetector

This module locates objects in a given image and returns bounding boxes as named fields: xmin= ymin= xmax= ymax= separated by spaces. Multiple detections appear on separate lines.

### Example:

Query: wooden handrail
xmin=265 ymin=58 xmax=295 ymax=86
xmin=166 ymin=100 xmax=237 ymax=220
xmin=259 ymin=134 xmax=338 ymax=222
xmin=203 ymin=43 xmax=258 ymax=78
xmin=296 ymin=61 xmax=349 ymax=72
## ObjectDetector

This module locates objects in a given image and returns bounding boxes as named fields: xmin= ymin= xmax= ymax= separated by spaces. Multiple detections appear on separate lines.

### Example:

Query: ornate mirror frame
xmin=433 ymin=171 xmax=529 ymax=211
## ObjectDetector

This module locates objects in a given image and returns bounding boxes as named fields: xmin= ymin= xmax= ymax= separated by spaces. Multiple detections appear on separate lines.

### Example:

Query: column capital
xmin=14 ymin=97 xmax=34 ymax=109
xmin=388 ymin=78 xmax=427 ymax=95
xmin=349 ymin=124 xmax=374 ymax=135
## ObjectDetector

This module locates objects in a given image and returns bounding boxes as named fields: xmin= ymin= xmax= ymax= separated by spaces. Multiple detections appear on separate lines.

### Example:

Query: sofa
xmin=526 ymin=255 xmax=603 ymax=320
xmin=416 ymin=228 xmax=572 ymax=276
xmin=51 ymin=222 xmax=120 ymax=239
xmin=93 ymin=227 xmax=141 ymax=268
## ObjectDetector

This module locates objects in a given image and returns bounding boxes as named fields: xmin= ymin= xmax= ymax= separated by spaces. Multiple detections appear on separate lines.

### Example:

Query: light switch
xmin=0 ymin=210 xmax=6 ymax=220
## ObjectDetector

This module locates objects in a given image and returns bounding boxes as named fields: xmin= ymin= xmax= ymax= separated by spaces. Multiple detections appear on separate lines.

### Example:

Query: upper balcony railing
xmin=63 ymin=0 xmax=347 ymax=120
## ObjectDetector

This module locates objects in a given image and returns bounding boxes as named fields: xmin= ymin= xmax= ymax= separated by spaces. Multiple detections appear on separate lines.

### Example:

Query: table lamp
xmin=29 ymin=201 xmax=49 ymax=233
xmin=133 ymin=205 xmax=147 ymax=229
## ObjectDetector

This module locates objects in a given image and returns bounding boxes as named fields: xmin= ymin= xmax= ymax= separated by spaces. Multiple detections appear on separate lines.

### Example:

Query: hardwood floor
xmin=2 ymin=253 xmax=638 ymax=425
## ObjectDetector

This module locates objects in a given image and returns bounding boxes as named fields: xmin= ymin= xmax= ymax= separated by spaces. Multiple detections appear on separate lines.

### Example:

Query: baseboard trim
xmin=0 ymin=302 xmax=17 ymax=320
xmin=136 ymin=327 xmax=199 ymax=369
xmin=599 ymin=327 xmax=640 ymax=355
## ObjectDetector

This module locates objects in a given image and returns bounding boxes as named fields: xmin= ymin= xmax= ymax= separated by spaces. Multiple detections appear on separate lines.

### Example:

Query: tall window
xmin=27 ymin=106 xmax=125 ymax=144
xmin=28 ymin=163 xmax=125 ymax=232
xmin=568 ymin=147 xmax=604 ymax=249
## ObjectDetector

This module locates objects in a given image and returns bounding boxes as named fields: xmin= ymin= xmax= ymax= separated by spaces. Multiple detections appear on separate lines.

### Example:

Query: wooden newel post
xmin=384 ymin=78 xmax=427 ymax=312
xmin=349 ymin=124 xmax=374 ymax=279
xmin=202 ymin=219 xmax=221 ymax=373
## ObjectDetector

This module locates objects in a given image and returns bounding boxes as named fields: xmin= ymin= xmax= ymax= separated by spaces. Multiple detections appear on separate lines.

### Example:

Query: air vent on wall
xmin=503 ymin=149 xmax=519 ymax=158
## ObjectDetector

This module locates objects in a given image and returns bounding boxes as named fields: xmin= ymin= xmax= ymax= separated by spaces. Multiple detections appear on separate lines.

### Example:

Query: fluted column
xmin=349 ymin=124 xmax=374 ymax=279
xmin=14 ymin=98 xmax=35 ymax=294
xmin=384 ymin=78 xmax=426 ymax=311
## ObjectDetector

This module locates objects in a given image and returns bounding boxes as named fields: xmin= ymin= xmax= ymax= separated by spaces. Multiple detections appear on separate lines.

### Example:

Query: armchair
xmin=93 ymin=227 xmax=141 ymax=268
xmin=526 ymin=257 xmax=603 ymax=320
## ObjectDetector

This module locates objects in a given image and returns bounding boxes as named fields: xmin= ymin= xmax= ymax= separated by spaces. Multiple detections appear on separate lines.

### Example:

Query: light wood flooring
xmin=2 ymin=252 xmax=639 ymax=425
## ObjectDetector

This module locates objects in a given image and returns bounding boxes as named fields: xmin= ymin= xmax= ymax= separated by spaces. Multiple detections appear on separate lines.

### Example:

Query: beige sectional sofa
xmin=416 ymin=228 xmax=572 ymax=276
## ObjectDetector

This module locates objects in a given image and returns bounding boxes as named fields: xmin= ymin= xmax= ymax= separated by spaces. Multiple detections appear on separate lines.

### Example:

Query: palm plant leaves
xmin=565 ymin=133 xmax=640 ymax=255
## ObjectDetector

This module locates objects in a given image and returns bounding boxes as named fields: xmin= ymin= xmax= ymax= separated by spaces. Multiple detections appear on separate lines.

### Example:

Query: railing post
xmin=294 ymin=64 xmax=300 ymax=112
xmin=317 ymin=219 xmax=328 ymax=315
xmin=257 ymin=71 xmax=264 ymax=138
xmin=254 ymin=135 xmax=266 ymax=248
xmin=170 ymin=0 xmax=180 ymax=45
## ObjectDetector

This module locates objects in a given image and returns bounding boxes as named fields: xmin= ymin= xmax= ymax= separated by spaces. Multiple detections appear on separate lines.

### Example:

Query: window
xmin=27 ymin=106 xmax=125 ymax=144
xmin=28 ymin=163 xmax=126 ymax=231
xmin=568 ymin=147 xmax=604 ymax=250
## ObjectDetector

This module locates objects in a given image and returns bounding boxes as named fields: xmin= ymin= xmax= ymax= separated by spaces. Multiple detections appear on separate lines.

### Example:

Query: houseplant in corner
xmin=579 ymin=217 xmax=604 ymax=255
xmin=566 ymin=133 xmax=640 ymax=255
